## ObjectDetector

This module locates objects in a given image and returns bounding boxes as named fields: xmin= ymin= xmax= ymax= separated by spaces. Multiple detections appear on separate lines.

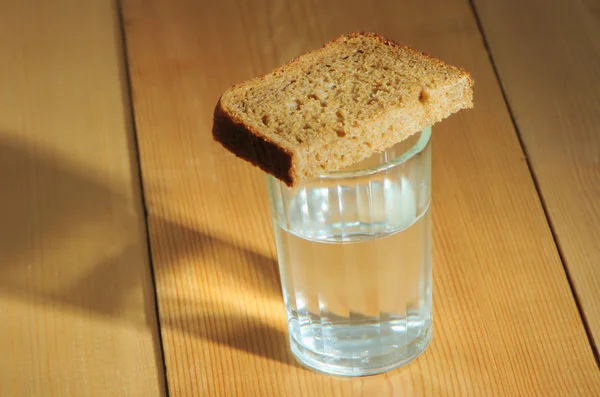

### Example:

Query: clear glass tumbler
xmin=266 ymin=127 xmax=432 ymax=376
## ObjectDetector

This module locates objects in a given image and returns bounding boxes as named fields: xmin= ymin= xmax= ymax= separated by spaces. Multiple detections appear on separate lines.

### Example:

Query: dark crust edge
xmin=212 ymin=32 xmax=474 ymax=187
xmin=213 ymin=99 xmax=295 ymax=186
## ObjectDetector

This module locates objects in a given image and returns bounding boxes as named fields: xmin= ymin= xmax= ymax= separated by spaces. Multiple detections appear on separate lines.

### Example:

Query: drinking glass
xmin=266 ymin=127 xmax=432 ymax=376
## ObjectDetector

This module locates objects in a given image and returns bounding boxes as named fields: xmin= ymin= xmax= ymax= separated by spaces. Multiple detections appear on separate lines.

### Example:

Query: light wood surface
xmin=473 ymin=0 xmax=600 ymax=352
xmin=122 ymin=0 xmax=600 ymax=395
xmin=0 ymin=0 xmax=166 ymax=395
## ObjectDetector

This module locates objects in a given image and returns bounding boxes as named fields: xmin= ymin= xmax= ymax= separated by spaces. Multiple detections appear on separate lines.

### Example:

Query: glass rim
xmin=318 ymin=126 xmax=432 ymax=179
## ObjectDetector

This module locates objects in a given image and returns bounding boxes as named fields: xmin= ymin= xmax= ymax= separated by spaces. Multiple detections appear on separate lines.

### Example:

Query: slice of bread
xmin=213 ymin=32 xmax=473 ymax=186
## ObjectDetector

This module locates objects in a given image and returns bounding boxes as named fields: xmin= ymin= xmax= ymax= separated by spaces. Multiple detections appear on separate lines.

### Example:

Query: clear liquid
xmin=272 ymin=180 xmax=432 ymax=375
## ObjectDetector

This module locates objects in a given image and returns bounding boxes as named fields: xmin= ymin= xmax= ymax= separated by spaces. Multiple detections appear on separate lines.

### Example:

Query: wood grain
xmin=0 ymin=0 xmax=166 ymax=395
xmin=122 ymin=0 xmax=600 ymax=395
xmin=472 ymin=0 xmax=600 ymax=353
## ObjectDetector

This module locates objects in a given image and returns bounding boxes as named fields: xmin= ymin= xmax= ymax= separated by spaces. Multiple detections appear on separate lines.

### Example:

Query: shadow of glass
xmin=165 ymin=306 xmax=299 ymax=368
xmin=0 ymin=135 xmax=289 ymax=367
xmin=0 ymin=136 xmax=154 ymax=322
xmin=148 ymin=215 xmax=282 ymax=298
xmin=0 ymin=136 xmax=281 ymax=311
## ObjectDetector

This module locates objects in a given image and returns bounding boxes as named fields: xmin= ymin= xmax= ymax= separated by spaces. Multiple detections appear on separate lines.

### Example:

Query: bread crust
xmin=213 ymin=99 xmax=296 ymax=185
xmin=213 ymin=32 xmax=473 ymax=187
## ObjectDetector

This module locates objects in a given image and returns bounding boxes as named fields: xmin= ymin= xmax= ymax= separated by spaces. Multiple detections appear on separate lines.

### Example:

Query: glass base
xmin=290 ymin=325 xmax=432 ymax=376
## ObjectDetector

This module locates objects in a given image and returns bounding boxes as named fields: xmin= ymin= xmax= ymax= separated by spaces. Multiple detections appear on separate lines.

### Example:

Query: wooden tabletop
xmin=2 ymin=0 xmax=599 ymax=395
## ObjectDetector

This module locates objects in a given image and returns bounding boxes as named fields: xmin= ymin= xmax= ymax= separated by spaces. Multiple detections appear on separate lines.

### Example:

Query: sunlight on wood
xmin=121 ymin=0 xmax=600 ymax=395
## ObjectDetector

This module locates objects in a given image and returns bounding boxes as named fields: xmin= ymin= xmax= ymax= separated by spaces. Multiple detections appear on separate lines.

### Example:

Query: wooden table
xmin=2 ymin=0 xmax=599 ymax=395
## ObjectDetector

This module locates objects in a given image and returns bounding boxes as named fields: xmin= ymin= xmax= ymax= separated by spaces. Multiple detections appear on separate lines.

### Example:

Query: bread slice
xmin=213 ymin=32 xmax=473 ymax=186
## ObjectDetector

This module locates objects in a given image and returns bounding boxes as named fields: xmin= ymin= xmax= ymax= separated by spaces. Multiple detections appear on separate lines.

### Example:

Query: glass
xmin=266 ymin=127 xmax=432 ymax=376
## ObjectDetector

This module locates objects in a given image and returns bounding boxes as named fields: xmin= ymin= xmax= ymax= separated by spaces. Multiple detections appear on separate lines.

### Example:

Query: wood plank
xmin=472 ymin=0 xmax=600 ymax=353
xmin=122 ymin=0 xmax=600 ymax=395
xmin=0 ymin=0 xmax=166 ymax=395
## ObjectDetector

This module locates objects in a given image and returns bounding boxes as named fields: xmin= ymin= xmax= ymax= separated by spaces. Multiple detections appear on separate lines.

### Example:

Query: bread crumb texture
xmin=213 ymin=32 xmax=473 ymax=186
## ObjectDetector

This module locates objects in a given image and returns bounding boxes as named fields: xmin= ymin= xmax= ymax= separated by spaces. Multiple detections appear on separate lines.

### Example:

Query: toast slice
xmin=213 ymin=32 xmax=473 ymax=186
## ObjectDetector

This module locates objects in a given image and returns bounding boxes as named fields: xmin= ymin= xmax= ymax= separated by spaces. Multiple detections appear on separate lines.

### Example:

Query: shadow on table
xmin=147 ymin=216 xmax=282 ymax=298
xmin=0 ymin=136 xmax=151 ymax=319
xmin=141 ymin=215 xmax=298 ymax=367
xmin=164 ymin=297 xmax=297 ymax=367
xmin=0 ymin=135 xmax=290 ymax=367
xmin=145 ymin=205 xmax=295 ymax=367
